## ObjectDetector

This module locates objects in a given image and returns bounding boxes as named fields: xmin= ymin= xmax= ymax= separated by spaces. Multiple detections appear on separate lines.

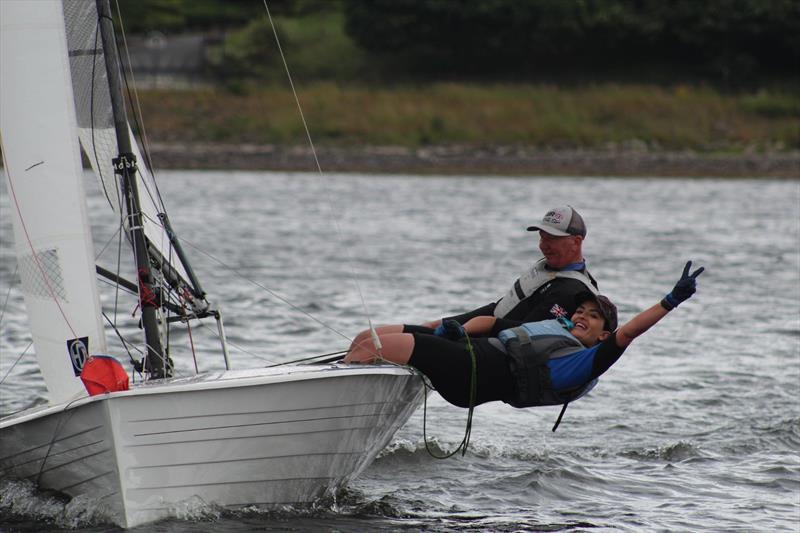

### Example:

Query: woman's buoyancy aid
xmin=492 ymin=258 xmax=598 ymax=319
xmin=496 ymin=319 xmax=598 ymax=409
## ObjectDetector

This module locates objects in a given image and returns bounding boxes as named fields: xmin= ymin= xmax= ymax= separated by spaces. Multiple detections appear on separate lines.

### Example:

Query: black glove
xmin=433 ymin=319 xmax=465 ymax=340
xmin=661 ymin=261 xmax=705 ymax=310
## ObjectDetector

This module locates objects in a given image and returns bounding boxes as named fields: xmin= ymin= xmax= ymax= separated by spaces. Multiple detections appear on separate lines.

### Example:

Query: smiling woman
xmin=345 ymin=261 xmax=704 ymax=416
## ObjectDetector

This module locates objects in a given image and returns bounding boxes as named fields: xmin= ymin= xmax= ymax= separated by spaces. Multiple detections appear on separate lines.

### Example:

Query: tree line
xmin=119 ymin=0 xmax=800 ymax=87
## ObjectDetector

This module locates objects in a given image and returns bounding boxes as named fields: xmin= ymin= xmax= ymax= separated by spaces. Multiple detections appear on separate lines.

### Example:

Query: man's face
xmin=538 ymin=232 xmax=583 ymax=269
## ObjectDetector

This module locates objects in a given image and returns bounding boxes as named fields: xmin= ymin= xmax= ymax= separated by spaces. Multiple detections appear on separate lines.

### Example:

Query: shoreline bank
xmin=148 ymin=143 xmax=799 ymax=178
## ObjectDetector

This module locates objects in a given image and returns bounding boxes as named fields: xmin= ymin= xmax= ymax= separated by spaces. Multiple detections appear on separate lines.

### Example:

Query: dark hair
xmin=574 ymin=292 xmax=618 ymax=331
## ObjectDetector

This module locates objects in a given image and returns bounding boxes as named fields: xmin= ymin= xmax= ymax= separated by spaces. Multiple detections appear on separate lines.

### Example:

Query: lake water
xmin=1 ymin=171 xmax=799 ymax=532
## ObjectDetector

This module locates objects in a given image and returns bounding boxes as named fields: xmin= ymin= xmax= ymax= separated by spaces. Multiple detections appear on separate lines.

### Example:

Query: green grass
xmin=136 ymin=82 xmax=800 ymax=153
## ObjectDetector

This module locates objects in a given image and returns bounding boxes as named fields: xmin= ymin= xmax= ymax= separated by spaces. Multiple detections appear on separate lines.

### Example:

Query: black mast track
xmin=96 ymin=0 xmax=169 ymax=378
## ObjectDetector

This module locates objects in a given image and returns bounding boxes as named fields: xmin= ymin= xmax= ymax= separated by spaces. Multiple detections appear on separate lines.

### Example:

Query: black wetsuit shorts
xmin=407 ymin=331 xmax=514 ymax=408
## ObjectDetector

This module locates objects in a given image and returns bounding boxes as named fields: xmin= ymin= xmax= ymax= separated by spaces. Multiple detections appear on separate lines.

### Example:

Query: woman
xmin=345 ymin=261 xmax=704 ymax=411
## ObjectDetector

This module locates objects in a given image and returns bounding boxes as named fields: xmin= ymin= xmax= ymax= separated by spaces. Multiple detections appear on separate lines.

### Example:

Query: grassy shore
xmin=138 ymin=83 xmax=797 ymax=151
xmin=130 ymin=82 xmax=799 ymax=177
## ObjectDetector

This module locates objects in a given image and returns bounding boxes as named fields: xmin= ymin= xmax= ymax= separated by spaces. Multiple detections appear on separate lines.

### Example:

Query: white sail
xmin=62 ymin=0 xmax=193 ymax=288
xmin=0 ymin=0 xmax=107 ymax=404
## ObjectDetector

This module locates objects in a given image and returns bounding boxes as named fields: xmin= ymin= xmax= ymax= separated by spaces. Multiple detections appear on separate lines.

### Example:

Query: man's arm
xmin=431 ymin=302 xmax=498 ymax=328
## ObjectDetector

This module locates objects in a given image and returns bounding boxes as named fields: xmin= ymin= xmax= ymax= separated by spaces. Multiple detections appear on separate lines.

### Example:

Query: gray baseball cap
xmin=527 ymin=206 xmax=587 ymax=237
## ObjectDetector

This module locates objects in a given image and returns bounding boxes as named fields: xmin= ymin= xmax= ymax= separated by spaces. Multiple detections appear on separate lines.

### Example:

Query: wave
xmin=376 ymin=437 xmax=554 ymax=463
xmin=0 ymin=478 xmax=112 ymax=529
xmin=0 ymin=479 xmax=408 ymax=530
xmin=715 ymin=416 xmax=800 ymax=456
xmin=622 ymin=440 xmax=704 ymax=462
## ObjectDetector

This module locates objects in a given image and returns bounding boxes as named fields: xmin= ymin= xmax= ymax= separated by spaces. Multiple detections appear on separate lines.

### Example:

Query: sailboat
xmin=0 ymin=0 xmax=424 ymax=528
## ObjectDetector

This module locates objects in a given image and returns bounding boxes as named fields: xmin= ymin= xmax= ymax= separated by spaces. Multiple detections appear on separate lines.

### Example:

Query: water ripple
xmin=2 ymin=172 xmax=799 ymax=532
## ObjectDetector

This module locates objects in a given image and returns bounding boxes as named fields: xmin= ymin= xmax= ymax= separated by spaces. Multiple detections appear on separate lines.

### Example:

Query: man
xmin=348 ymin=205 xmax=599 ymax=350
xmin=430 ymin=205 xmax=598 ymax=327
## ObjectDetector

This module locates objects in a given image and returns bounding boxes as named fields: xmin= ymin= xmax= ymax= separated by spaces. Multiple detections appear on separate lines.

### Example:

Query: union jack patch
xmin=550 ymin=304 xmax=568 ymax=318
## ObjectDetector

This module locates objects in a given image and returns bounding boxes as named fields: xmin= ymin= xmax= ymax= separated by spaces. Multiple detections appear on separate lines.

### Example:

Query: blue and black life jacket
xmin=496 ymin=319 xmax=598 ymax=429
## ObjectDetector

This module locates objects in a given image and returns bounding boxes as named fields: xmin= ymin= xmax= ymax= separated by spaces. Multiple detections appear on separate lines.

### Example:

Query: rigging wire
xmin=102 ymin=311 xmax=144 ymax=358
xmin=0 ymin=341 xmax=33 ymax=387
xmin=194 ymin=319 xmax=275 ymax=364
xmin=253 ymin=12 xmax=477 ymax=459
xmin=95 ymin=1 xmax=366 ymax=371
xmin=193 ymin=318 xmax=350 ymax=367
xmin=0 ymin=264 xmax=18 ymax=330
xmin=113 ymin=0 xmax=167 ymax=212
xmin=94 ymin=218 xmax=125 ymax=260
xmin=95 ymin=5 xmax=180 ymax=378
xmin=114 ymin=0 xmax=213 ymax=374
xmin=175 ymin=230 xmax=352 ymax=343
xmin=89 ymin=18 xmax=118 ymax=212
xmin=261 ymin=1 xmax=382 ymax=352
xmin=88 ymin=15 xmax=130 ymax=333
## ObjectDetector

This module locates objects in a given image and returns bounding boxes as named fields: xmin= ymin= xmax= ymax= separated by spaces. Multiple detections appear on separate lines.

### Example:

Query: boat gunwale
xmin=0 ymin=363 xmax=421 ymax=427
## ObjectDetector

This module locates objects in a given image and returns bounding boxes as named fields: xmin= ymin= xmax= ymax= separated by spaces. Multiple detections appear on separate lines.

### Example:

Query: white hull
xmin=0 ymin=364 xmax=424 ymax=528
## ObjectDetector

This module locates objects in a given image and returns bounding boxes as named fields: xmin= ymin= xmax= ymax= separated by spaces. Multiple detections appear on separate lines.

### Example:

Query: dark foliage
xmin=343 ymin=0 xmax=800 ymax=85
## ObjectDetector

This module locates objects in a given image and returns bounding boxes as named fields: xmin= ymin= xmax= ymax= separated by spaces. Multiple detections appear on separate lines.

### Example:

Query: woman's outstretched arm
xmin=615 ymin=261 xmax=704 ymax=348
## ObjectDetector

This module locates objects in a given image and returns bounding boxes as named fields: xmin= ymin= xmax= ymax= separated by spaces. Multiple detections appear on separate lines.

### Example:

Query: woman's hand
xmin=617 ymin=260 xmax=705 ymax=348
xmin=661 ymin=261 xmax=705 ymax=310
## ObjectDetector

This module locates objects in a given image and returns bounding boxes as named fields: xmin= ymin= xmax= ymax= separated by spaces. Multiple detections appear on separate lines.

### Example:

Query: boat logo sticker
xmin=67 ymin=337 xmax=89 ymax=376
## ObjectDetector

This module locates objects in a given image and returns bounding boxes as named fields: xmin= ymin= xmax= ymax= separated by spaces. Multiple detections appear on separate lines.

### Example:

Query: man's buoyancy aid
xmin=492 ymin=258 xmax=598 ymax=319
xmin=497 ymin=319 xmax=598 ymax=409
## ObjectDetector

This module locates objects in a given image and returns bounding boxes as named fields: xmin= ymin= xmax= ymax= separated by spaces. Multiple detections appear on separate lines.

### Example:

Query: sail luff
xmin=95 ymin=0 xmax=169 ymax=378
xmin=0 ymin=0 xmax=108 ymax=404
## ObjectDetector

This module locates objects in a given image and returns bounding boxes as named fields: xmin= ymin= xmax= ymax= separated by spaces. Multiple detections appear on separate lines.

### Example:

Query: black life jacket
xmin=493 ymin=258 xmax=598 ymax=318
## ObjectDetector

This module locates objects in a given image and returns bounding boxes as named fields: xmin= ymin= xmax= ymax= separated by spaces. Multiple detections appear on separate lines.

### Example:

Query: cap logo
xmin=543 ymin=211 xmax=564 ymax=224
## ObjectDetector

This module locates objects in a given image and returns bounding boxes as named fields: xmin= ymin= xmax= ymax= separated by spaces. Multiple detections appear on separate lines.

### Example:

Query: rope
xmin=422 ymin=332 xmax=477 ymax=459
xmin=267 ymin=350 xmax=347 ymax=366
xmin=261 ymin=1 xmax=381 ymax=352
xmin=137 ymin=268 xmax=158 ymax=308
xmin=101 ymin=311 xmax=144 ymax=382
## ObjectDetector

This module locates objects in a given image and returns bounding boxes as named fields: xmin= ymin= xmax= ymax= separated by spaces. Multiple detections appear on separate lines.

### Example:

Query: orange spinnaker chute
xmin=80 ymin=355 xmax=130 ymax=396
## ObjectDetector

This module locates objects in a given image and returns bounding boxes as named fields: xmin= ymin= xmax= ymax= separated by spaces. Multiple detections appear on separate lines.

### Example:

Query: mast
xmin=96 ymin=0 xmax=170 ymax=378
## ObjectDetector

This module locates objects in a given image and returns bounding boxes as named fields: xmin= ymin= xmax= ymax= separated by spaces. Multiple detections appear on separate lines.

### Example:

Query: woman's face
xmin=570 ymin=301 xmax=610 ymax=346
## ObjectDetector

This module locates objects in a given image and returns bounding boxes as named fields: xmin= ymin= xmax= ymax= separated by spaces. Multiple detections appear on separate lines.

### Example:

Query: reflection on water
xmin=1 ymin=172 xmax=798 ymax=531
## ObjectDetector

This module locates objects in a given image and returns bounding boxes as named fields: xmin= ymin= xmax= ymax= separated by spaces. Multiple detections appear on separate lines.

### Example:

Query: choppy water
xmin=1 ymin=171 xmax=799 ymax=532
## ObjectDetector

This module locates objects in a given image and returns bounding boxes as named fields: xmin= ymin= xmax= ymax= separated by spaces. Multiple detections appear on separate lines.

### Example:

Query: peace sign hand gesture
xmin=662 ymin=261 xmax=705 ymax=310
